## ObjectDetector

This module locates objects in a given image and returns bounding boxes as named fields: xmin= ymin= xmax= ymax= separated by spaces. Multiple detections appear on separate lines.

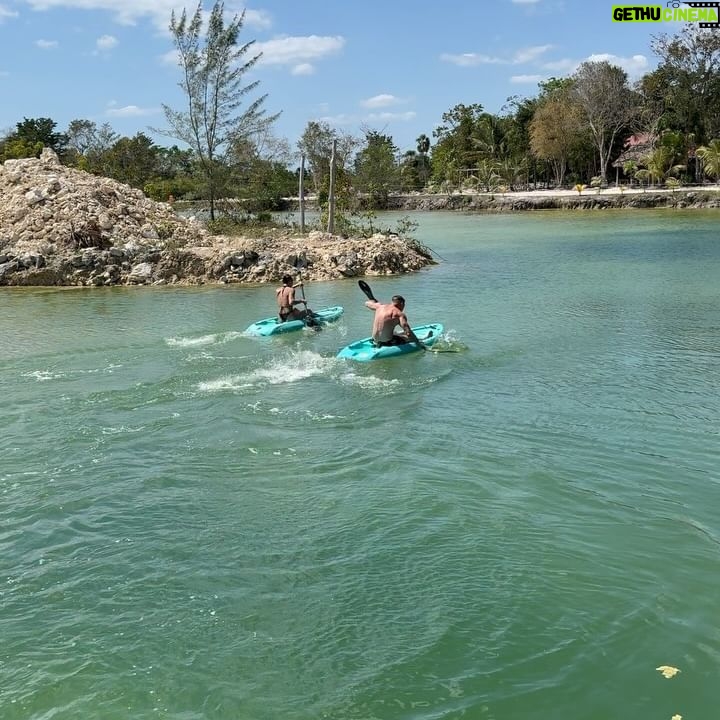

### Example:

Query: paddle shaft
xmin=299 ymin=283 xmax=321 ymax=329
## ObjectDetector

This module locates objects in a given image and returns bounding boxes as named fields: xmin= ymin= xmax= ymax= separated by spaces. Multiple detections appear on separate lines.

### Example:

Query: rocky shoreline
xmin=379 ymin=188 xmax=720 ymax=212
xmin=0 ymin=149 xmax=434 ymax=288
xmin=4 ymin=150 xmax=717 ymax=288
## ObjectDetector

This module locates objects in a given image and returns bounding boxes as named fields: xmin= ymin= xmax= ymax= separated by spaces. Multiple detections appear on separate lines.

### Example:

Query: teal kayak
xmin=336 ymin=323 xmax=443 ymax=362
xmin=244 ymin=305 xmax=344 ymax=336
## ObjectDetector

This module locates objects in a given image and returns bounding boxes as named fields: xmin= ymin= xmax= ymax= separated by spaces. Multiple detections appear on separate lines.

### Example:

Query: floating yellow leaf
xmin=671 ymin=715 xmax=682 ymax=720
xmin=656 ymin=665 xmax=681 ymax=679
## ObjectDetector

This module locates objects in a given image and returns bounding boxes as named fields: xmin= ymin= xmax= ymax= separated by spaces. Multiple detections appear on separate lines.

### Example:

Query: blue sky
xmin=0 ymin=0 xmax=676 ymax=154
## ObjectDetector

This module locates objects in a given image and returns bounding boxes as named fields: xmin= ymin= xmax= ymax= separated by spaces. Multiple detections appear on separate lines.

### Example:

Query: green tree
xmin=297 ymin=120 xmax=357 ymax=196
xmin=416 ymin=133 xmax=431 ymax=187
xmin=66 ymin=119 xmax=99 ymax=156
xmin=83 ymin=124 xmax=121 ymax=175
xmin=228 ymin=131 xmax=297 ymax=210
xmin=622 ymin=159 xmax=638 ymax=182
xmin=495 ymin=157 xmax=527 ymax=191
xmin=471 ymin=158 xmax=501 ymax=192
xmin=399 ymin=151 xmax=420 ymax=191
xmin=103 ymin=133 xmax=161 ymax=189
xmin=530 ymin=91 xmax=585 ymax=187
xmin=695 ymin=139 xmax=720 ymax=182
xmin=431 ymin=103 xmax=485 ymax=185
xmin=572 ymin=61 xmax=638 ymax=180
xmin=473 ymin=112 xmax=509 ymax=161
xmin=0 ymin=137 xmax=43 ymax=161
xmin=0 ymin=117 xmax=68 ymax=159
xmin=501 ymin=94 xmax=539 ymax=187
xmin=634 ymin=168 xmax=651 ymax=190
xmin=650 ymin=26 xmax=720 ymax=143
xmin=354 ymin=131 xmax=400 ymax=207
xmin=161 ymin=1 xmax=278 ymax=220
xmin=63 ymin=120 xmax=123 ymax=176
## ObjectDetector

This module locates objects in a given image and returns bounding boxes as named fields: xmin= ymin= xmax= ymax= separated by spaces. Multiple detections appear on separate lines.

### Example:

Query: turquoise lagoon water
xmin=2 ymin=210 xmax=720 ymax=719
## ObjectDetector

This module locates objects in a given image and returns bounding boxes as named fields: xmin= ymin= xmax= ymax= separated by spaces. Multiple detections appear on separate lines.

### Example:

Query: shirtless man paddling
xmin=364 ymin=294 xmax=426 ymax=349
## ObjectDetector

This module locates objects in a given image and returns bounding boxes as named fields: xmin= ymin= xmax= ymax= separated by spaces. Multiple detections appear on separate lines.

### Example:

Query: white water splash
xmin=101 ymin=425 xmax=147 ymax=435
xmin=167 ymin=330 xmax=246 ymax=348
xmin=166 ymin=334 xmax=218 ymax=348
xmin=340 ymin=372 xmax=401 ymax=390
xmin=21 ymin=370 xmax=66 ymax=382
xmin=197 ymin=350 xmax=335 ymax=393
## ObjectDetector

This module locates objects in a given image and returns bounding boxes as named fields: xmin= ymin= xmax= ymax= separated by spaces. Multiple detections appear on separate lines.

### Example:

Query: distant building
xmin=612 ymin=133 xmax=656 ymax=170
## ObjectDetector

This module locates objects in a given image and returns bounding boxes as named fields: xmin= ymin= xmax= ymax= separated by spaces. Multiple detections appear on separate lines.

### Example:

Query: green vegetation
xmin=2 ymin=23 xmax=719 ymax=224
xmin=160 ymin=1 xmax=278 ymax=221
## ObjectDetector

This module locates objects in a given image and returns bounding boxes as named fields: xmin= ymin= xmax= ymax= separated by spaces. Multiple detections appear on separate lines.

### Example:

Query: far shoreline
xmin=387 ymin=185 xmax=720 ymax=213
xmin=282 ymin=185 xmax=720 ymax=215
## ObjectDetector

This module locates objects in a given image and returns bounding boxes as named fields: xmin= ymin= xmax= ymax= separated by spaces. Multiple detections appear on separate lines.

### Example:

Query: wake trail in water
xmin=196 ymin=349 xmax=336 ymax=393
xmin=166 ymin=330 xmax=245 ymax=348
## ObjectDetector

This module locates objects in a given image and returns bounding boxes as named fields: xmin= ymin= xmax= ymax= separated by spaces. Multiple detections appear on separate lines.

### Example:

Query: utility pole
xmin=299 ymin=153 xmax=305 ymax=233
xmin=327 ymin=139 xmax=336 ymax=234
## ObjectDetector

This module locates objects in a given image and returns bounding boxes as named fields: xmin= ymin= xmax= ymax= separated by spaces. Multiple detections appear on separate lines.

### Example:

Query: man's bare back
xmin=365 ymin=294 xmax=421 ymax=346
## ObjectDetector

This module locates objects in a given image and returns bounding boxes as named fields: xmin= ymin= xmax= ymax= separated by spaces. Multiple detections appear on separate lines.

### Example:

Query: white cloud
xmin=106 ymin=103 xmax=158 ymax=117
xmin=441 ymin=52 xmax=504 ymax=66
xmin=23 ymin=0 xmax=175 ymax=27
xmin=318 ymin=110 xmax=416 ymax=127
xmin=255 ymin=35 xmax=345 ymax=67
xmin=442 ymin=44 xmax=552 ymax=67
xmin=587 ymin=53 xmax=649 ymax=78
xmin=513 ymin=45 xmax=552 ymax=63
xmin=361 ymin=94 xmax=403 ymax=109
xmin=0 ymin=4 xmax=19 ymax=21
xmin=511 ymin=0 xmax=541 ymax=4
xmin=291 ymin=63 xmax=315 ymax=76
xmin=35 ymin=39 xmax=59 ymax=49
xmin=159 ymin=49 xmax=178 ymax=66
xmin=511 ymin=74 xmax=544 ymax=83
xmin=319 ymin=113 xmax=354 ymax=126
xmin=242 ymin=9 xmax=272 ymax=30
xmin=541 ymin=58 xmax=577 ymax=73
xmin=366 ymin=111 xmax=416 ymax=122
xmin=540 ymin=53 xmax=649 ymax=79
xmin=96 ymin=34 xmax=118 ymax=50
xmin=20 ymin=0 xmax=271 ymax=31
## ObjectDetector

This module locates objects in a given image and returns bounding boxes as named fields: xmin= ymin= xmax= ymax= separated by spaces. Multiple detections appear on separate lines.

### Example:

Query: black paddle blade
xmin=358 ymin=280 xmax=377 ymax=302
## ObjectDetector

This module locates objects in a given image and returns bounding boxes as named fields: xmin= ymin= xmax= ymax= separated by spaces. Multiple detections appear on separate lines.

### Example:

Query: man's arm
xmin=365 ymin=300 xmax=380 ymax=311
xmin=292 ymin=282 xmax=307 ymax=305
xmin=399 ymin=313 xmax=425 ymax=347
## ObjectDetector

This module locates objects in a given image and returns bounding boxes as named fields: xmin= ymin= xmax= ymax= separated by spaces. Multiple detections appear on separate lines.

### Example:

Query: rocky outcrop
xmin=0 ymin=150 xmax=434 ymax=287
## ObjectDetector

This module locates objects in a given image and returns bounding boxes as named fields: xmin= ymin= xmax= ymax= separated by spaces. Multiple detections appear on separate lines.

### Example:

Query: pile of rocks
xmin=0 ymin=149 xmax=434 ymax=287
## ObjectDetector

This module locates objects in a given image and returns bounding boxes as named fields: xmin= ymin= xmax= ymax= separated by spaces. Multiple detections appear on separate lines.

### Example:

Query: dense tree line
xmin=2 ymin=20 xmax=719 ymax=215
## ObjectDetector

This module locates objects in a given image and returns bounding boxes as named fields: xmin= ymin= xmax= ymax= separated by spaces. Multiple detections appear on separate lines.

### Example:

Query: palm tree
xmin=623 ymin=160 xmax=637 ymax=185
xmin=473 ymin=159 xmax=501 ymax=192
xmin=696 ymin=139 xmax=720 ymax=183
xmin=646 ymin=146 xmax=685 ymax=185
xmin=634 ymin=169 xmax=651 ymax=191
xmin=416 ymin=134 xmax=431 ymax=189
xmin=496 ymin=157 xmax=526 ymax=191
